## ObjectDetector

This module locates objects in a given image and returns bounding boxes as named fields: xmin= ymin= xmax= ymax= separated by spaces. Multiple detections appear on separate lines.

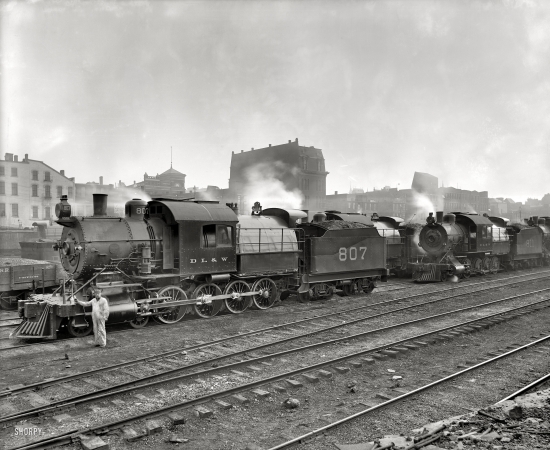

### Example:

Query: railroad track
xmin=3 ymin=279 xmax=550 ymax=449
xmin=268 ymin=334 xmax=550 ymax=450
xmin=1 ymin=268 xmax=548 ymax=355
xmin=2 ymin=270 xmax=549 ymax=385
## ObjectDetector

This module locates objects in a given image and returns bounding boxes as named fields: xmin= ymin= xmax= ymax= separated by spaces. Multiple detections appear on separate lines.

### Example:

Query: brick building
xmin=227 ymin=138 xmax=328 ymax=212
xmin=131 ymin=166 xmax=187 ymax=199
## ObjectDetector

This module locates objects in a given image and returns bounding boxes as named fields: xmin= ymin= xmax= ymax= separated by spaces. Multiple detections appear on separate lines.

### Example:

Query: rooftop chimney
xmin=288 ymin=140 xmax=291 ymax=143
xmin=335 ymin=191 xmax=338 ymax=195
xmin=5 ymin=153 xmax=13 ymax=161
xmin=24 ymin=154 xmax=28 ymax=161
xmin=268 ymin=144 xmax=271 ymax=147
xmin=99 ymin=176 xmax=103 ymax=185
xmin=60 ymin=170 xmax=65 ymax=176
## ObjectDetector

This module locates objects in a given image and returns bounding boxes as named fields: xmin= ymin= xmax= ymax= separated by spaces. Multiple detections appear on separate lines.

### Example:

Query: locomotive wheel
xmin=251 ymin=278 xmax=278 ymax=310
xmin=472 ymin=258 xmax=483 ymax=275
xmin=361 ymin=280 xmax=376 ymax=294
xmin=67 ymin=318 xmax=93 ymax=338
xmin=129 ymin=315 xmax=149 ymax=329
xmin=342 ymin=280 xmax=359 ymax=296
xmin=482 ymin=257 xmax=491 ymax=274
xmin=224 ymin=280 xmax=251 ymax=314
xmin=489 ymin=257 xmax=500 ymax=274
xmin=311 ymin=283 xmax=334 ymax=300
xmin=193 ymin=283 xmax=223 ymax=318
xmin=459 ymin=258 xmax=471 ymax=279
xmin=152 ymin=286 xmax=188 ymax=324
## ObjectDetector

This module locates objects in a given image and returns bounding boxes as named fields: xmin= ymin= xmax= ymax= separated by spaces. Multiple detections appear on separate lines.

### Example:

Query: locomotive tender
xmin=410 ymin=211 xmax=550 ymax=282
xmin=12 ymin=195 xmax=388 ymax=339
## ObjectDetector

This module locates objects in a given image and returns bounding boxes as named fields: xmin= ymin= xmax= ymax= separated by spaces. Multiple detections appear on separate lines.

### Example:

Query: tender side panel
xmin=309 ymin=233 xmax=386 ymax=275
xmin=513 ymin=228 xmax=543 ymax=258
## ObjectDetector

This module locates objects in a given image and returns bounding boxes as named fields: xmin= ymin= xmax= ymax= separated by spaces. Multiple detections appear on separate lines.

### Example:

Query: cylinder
xmin=436 ymin=211 xmax=444 ymax=223
xmin=93 ymin=194 xmax=108 ymax=216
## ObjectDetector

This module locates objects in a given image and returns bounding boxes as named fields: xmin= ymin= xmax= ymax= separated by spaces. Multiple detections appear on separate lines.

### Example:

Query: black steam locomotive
xmin=12 ymin=195 xmax=388 ymax=339
xmin=410 ymin=211 xmax=550 ymax=281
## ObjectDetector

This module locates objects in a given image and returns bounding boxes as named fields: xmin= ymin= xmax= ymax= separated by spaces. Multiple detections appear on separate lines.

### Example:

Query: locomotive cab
xmin=147 ymin=200 xmax=238 ymax=276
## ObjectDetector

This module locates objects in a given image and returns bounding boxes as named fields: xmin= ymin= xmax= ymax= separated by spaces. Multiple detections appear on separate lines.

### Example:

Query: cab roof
xmin=149 ymin=200 xmax=238 ymax=222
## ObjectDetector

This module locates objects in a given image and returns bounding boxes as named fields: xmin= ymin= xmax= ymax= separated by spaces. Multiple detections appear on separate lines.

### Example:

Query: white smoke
xmin=409 ymin=190 xmax=436 ymax=221
xmin=242 ymin=161 xmax=303 ymax=211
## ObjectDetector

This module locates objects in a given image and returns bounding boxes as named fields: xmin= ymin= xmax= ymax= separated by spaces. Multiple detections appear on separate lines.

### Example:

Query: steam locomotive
xmin=410 ymin=211 xmax=550 ymax=281
xmin=12 ymin=195 xmax=388 ymax=339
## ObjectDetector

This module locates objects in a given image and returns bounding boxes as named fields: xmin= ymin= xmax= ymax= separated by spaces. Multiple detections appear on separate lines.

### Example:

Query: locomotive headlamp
xmin=55 ymin=195 xmax=71 ymax=219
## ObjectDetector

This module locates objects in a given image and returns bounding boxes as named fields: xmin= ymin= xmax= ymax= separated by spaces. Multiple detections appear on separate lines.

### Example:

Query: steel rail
xmin=2 ymin=272 xmax=548 ymax=396
xmin=2 ymin=271 xmax=549 ymax=396
xmin=266 ymin=334 xmax=550 ymax=450
xmin=497 ymin=372 xmax=550 ymax=403
xmin=1 ymin=268 xmax=546 ymax=349
xmin=3 ymin=290 xmax=550 ymax=425
xmin=7 ymin=305 xmax=550 ymax=450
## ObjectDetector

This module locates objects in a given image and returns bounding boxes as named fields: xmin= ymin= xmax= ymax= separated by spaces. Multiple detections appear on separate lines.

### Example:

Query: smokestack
xmin=436 ymin=211 xmax=444 ymax=223
xmin=93 ymin=194 xmax=108 ymax=216
xmin=99 ymin=176 xmax=103 ymax=185
xmin=60 ymin=170 xmax=65 ymax=176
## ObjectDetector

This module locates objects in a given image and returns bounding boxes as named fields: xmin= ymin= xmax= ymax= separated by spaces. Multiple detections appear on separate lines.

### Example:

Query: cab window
xmin=201 ymin=225 xmax=233 ymax=248
xmin=217 ymin=225 xmax=233 ymax=247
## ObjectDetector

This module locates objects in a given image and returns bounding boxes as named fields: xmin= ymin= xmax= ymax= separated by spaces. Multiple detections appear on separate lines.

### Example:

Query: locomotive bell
xmin=55 ymin=195 xmax=71 ymax=219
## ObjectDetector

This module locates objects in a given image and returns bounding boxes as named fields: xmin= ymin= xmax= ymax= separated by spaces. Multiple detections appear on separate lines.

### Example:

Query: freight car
xmin=0 ymin=258 xmax=62 ymax=310
xmin=410 ymin=211 xmax=549 ymax=282
xmin=11 ymin=195 xmax=388 ymax=339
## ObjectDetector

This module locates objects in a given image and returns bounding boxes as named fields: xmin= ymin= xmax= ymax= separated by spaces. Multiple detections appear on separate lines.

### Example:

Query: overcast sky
xmin=1 ymin=0 xmax=549 ymax=202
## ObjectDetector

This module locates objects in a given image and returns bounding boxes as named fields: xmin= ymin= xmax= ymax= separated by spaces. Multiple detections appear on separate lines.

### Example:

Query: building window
xmin=32 ymin=206 xmax=38 ymax=218
xmin=44 ymin=206 xmax=51 ymax=219
xmin=45 ymin=185 xmax=51 ymax=198
xmin=32 ymin=185 xmax=38 ymax=197
xmin=11 ymin=183 xmax=18 ymax=196
xmin=44 ymin=171 xmax=51 ymax=181
xmin=68 ymin=186 xmax=73 ymax=197
xmin=0 ymin=166 xmax=4 ymax=176
xmin=12 ymin=203 xmax=18 ymax=217
xmin=57 ymin=186 xmax=62 ymax=197
xmin=0 ymin=203 xmax=5 ymax=216
xmin=0 ymin=181 xmax=4 ymax=195
xmin=11 ymin=167 xmax=17 ymax=177
xmin=32 ymin=170 xmax=38 ymax=181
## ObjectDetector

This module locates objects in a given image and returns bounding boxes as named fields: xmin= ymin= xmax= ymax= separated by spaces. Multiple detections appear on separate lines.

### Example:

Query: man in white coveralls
xmin=76 ymin=289 xmax=110 ymax=347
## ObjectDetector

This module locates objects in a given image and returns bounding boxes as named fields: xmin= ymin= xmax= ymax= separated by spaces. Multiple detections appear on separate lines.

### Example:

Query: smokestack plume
xmin=93 ymin=194 xmax=108 ymax=216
